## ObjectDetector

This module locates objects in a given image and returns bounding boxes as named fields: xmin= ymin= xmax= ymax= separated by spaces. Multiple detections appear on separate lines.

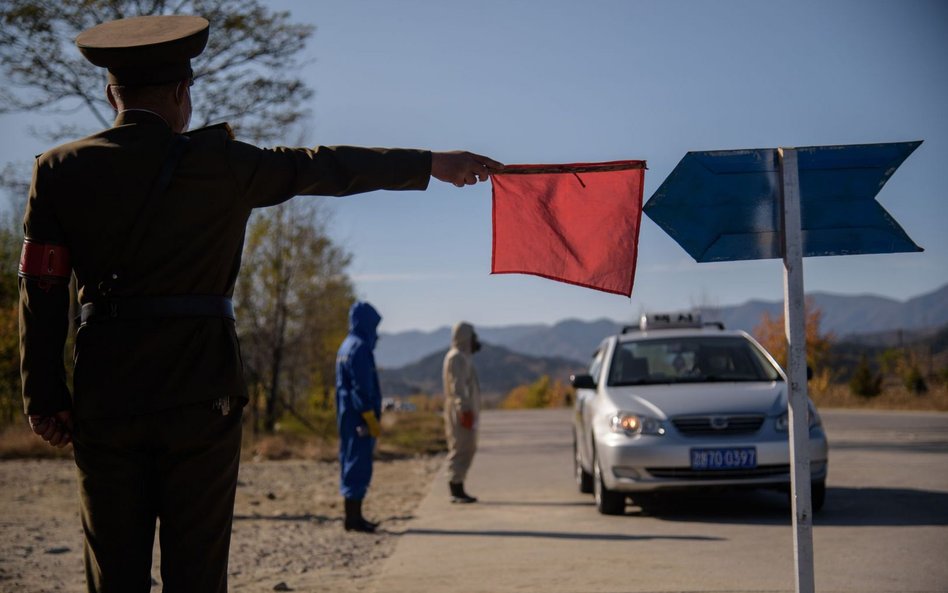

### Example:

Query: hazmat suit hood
xmin=349 ymin=301 xmax=381 ymax=350
xmin=451 ymin=321 xmax=476 ymax=354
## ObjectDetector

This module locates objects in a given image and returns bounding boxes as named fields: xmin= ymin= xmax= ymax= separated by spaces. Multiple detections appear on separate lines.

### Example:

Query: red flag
xmin=491 ymin=160 xmax=645 ymax=297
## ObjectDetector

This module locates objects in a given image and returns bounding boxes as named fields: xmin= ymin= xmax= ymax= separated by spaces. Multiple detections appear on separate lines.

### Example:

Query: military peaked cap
xmin=76 ymin=15 xmax=209 ymax=86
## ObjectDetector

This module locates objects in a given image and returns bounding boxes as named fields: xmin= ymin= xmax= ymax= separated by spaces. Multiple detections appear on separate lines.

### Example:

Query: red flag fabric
xmin=491 ymin=160 xmax=645 ymax=297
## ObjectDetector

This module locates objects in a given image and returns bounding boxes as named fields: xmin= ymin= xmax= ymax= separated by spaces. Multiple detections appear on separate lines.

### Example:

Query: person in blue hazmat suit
xmin=336 ymin=301 xmax=384 ymax=532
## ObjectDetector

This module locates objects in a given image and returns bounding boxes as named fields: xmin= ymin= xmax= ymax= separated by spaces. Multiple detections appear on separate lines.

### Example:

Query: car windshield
xmin=607 ymin=335 xmax=782 ymax=386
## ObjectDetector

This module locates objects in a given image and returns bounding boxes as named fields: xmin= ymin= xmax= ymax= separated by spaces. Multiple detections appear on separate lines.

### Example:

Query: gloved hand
xmin=459 ymin=410 xmax=475 ymax=430
xmin=361 ymin=411 xmax=381 ymax=438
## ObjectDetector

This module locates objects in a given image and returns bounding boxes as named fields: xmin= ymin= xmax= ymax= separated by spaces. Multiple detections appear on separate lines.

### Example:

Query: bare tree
xmin=0 ymin=0 xmax=314 ymax=144
xmin=235 ymin=201 xmax=354 ymax=434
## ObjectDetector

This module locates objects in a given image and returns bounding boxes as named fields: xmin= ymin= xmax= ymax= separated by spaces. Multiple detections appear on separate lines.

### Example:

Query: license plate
xmin=690 ymin=447 xmax=757 ymax=470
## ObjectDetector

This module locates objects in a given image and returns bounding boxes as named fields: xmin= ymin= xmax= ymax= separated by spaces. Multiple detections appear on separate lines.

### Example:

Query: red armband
xmin=19 ymin=239 xmax=72 ymax=283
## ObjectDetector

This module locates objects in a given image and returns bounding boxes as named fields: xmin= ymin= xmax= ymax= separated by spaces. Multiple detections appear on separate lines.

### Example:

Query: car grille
xmin=672 ymin=415 xmax=765 ymax=436
xmin=646 ymin=464 xmax=791 ymax=480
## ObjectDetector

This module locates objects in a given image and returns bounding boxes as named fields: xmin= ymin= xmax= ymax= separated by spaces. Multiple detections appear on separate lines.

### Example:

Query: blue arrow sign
xmin=643 ymin=141 xmax=923 ymax=262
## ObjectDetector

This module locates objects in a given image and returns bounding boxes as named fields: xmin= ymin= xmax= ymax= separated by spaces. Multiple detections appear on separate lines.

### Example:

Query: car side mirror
xmin=571 ymin=374 xmax=597 ymax=389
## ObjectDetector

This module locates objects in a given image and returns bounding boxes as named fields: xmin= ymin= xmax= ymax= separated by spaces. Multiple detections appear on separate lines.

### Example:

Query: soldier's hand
xmin=431 ymin=151 xmax=503 ymax=187
xmin=28 ymin=411 xmax=74 ymax=448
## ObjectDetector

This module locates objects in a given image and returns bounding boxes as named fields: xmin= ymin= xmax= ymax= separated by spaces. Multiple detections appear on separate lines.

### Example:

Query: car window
xmin=607 ymin=335 xmax=782 ymax=385
xmin=588 ymin=347 xmax=605 ymax=384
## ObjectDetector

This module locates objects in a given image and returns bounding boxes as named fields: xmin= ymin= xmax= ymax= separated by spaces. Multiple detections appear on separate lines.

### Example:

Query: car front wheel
xmin=812 ymin=480 xmax=826 ymax=512
xmin=593 ymin=447 xmax=626 ymax=515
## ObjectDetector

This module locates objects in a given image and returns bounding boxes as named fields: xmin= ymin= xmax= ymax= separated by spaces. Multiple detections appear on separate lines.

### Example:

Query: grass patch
xmin=0 ymin=408 xmax=447 ymax=461
xmin=378 ymin=411 xmax=447 ymax=459
xmin=811 ymin=383 xmax=948 ymax=411
xmin=242 ymin=409 xmax=446 ymax=461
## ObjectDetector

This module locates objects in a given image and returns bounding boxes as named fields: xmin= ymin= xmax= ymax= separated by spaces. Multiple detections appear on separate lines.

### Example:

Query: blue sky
xmin=1 ymin=0 xmax=946 ymax=332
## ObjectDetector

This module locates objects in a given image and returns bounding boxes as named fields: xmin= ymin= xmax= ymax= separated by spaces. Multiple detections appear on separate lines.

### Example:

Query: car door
xmin=576 ymin=342 xmax=607 ymax=469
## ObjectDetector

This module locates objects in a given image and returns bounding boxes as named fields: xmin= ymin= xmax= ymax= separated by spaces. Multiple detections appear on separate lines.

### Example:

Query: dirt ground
xmin=0 ymin=455 xmax=443 ymax=592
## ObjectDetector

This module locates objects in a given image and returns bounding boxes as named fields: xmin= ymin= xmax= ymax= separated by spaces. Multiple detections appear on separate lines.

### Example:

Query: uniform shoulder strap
xmin=186 ymin=122 xmax=235 ymax=140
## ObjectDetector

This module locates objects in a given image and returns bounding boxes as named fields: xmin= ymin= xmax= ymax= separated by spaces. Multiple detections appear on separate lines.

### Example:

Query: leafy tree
xmin=235 ymin=201 xmax=354 ymax=434
xmin=902 ymin=364 xmax=928 ymax=394
xmin=0 ymin=213 xmax=19 ymax=306
xmin=753 ymin=299 xmax=835 ymax=378
xmin=0 ymin=0 xmax=314 ymax=144
xmin=0 ymin=216 xmax=21 ymax=422
xmin=501 ymin=375 xmax=573 ymax=409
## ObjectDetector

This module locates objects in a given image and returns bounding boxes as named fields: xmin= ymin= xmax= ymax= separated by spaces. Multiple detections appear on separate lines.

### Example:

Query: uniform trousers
xmin=73 ymin=401 xmax=243 ymax=593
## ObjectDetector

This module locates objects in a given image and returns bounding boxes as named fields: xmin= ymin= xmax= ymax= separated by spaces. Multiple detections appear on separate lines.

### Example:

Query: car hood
xmin=605 ymin=381 xmax=787 ymax=419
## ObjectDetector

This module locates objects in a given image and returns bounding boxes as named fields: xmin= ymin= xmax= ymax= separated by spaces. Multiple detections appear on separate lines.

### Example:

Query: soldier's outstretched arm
xmin=430 ymin=151 xmax=504 ymax=188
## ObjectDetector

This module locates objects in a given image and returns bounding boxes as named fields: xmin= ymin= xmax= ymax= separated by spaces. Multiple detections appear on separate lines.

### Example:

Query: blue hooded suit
xmin=336 ymin=301 xmax=383 ymax=500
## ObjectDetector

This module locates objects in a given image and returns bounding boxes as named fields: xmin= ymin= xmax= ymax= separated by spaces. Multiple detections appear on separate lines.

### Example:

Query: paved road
xmin=373 ymin=408 xmax=948 ymax=593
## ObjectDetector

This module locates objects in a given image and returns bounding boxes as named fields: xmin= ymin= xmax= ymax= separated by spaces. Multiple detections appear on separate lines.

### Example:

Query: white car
xmin=572 ymin=313 xmax=828 ymax=515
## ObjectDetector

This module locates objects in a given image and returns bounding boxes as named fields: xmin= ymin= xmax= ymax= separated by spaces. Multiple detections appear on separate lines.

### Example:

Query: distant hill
xmin=376 ymin=283 xmax=948 ymax=367
xmin=377 ymin=343 xmax=584 ymax=404
xmin=706 ymin=284 xmax=948 ymax=339
xmin=376 ymin=318 xmax=622 ymax=368
xmin=375 ymin=323 xmax=546 ymax=368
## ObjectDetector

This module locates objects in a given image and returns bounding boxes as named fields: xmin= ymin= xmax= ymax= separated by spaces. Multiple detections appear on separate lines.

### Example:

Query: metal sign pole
xmin=778 ymin=147 xmax=815 ymax=593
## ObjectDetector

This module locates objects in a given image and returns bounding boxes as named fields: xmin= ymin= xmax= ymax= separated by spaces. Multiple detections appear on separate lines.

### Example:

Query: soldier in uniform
xmin=18 ymin=14 xmax=500 ymax=593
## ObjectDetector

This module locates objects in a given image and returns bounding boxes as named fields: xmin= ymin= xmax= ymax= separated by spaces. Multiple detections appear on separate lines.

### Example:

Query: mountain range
xmin=376 ymin=283 xmax=948 ymax=368
xmin=377 ymin=343 xmax=584 ymax=403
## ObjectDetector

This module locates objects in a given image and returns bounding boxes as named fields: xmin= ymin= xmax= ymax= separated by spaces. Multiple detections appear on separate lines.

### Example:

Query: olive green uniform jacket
xmin=20 ymin=110 xmax=431 ymax=420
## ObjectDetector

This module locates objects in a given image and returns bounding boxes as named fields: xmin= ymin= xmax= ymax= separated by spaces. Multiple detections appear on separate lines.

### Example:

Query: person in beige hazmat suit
xmin=442 ymin=321 xmax=482 ymax=503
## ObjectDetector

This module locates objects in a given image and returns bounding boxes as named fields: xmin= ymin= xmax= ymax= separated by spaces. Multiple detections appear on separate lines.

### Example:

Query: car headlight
xmin=776 ymin=400 xmax=822 ymax=432
xmin=610 ymin=412 xmax=666 ymax=436
xmin=775 ymin=413 xmax=789 ymax=432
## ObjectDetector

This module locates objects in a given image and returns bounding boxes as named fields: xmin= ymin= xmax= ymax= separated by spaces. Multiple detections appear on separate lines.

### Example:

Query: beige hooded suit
xmin=443 ymin=322 xmax=481 ymax=483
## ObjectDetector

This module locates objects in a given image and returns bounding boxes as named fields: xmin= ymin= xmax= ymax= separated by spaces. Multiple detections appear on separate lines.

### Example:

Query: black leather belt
xmin=80 ymin=296 xmax=235 ymax=325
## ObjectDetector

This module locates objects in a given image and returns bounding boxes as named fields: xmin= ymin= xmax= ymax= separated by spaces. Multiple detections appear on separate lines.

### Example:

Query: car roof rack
xmin=620 ymin=316 xmax=725 ymax=334
xmin=639 ymin=312 xmax=702 ymax=330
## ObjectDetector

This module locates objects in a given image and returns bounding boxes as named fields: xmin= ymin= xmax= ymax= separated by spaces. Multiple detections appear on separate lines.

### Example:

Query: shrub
xmin=902 ymin=365 xmax=928 ymax=394
xmin=501 ymin=375 xmax=574 ymax=409
xmin=849 ymin=356 xmax=882 ymax=398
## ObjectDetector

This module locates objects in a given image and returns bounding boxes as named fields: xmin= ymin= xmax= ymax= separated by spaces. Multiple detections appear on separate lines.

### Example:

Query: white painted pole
xmin=778 ymin=147 xmax=815 ymax=593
